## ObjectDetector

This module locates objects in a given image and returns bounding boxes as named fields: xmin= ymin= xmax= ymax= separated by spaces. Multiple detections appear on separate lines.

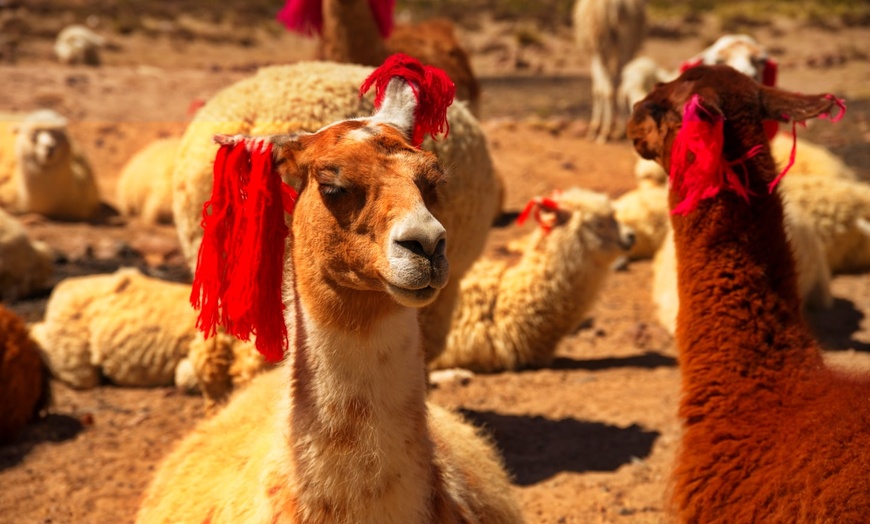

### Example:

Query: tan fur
xmin=0 ymin=206 xmax=53 ymax=300
xmin=432 ymin=188 xmax=634 ymax=372
xmin=31 ymin=268 xmax=197 ymax=389
xmin=116 ymin=137 xmax=180 ymax=224
xmin=172 ymin=62 xmax=499 ymax=364
xmin=613 ymin=182 xmax=668 ymax=259
xmin=652 ymin=201 xmax=833 ymax=335
xmin=573 ymin=0 xmax=647 ymax=142
xmin=5 ymin=109 xmax=101 ymax=221
xmin=781 ymin=175 xmax=870 ymax=273
xmin=139 ymin=96 xmax=521 ymax=523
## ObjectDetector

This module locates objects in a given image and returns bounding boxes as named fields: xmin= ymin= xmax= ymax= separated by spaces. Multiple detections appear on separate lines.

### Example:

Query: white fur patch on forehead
xmin=344 ymin=125 xmax=381 ymax=143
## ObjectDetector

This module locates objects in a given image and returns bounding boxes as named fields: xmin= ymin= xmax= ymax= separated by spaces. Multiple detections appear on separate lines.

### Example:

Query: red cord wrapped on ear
xmin=191 ymin=141 xmax=298 ymax=362
xmin=360 ymin=53 xmax=456 ymax=147
xmin=517 ymin=191 xmax=562 ymax=233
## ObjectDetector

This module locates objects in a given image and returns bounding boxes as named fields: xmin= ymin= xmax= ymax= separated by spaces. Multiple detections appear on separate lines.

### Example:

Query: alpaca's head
xmin=689 ymin=34 xmax=773 ymax=84
xmin=520 ymin=188 xmax=635 ymax=266
xmin=14 ymin=110 xmax=71 ymax=170
xmin=627 ymin=64 xmax=843 ymax=181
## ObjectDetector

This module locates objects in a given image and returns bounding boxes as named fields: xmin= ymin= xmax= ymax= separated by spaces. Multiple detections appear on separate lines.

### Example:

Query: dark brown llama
xmin=627 ymin=64 xmax=870 ymax=523
xmin=0 ymin=305 xmax=50 ymax=441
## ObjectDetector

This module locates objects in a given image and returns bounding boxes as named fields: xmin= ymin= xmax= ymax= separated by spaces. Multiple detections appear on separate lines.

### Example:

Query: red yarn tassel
xmin=360 ymin=53 xmax=456 ymax=147
xmin=191 ymin=141 xmax=297 ymax=362
xmin=670 ymin=95 xmax=752 ymax=215
xmin=276 ymin=0 xmax=323 ymax=36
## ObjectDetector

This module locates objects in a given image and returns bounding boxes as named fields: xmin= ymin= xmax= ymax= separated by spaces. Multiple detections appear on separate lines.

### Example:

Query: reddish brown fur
xmin=0 ymin=305 xmax=49 ymax=441
xmin=628 ymin=65 xmax=870 ymax=522
xmin=319 ymin=0 xmax=481 ymax=115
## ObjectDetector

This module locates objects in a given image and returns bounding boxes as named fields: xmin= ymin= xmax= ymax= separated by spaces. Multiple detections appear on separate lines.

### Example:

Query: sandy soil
xmin=1 ymin=5 xmax=869 ymax=523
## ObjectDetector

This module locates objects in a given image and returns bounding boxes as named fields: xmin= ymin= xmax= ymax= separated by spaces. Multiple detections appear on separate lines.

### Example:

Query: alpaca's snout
xmin=620 ymin=225 xmax=636 ymax=251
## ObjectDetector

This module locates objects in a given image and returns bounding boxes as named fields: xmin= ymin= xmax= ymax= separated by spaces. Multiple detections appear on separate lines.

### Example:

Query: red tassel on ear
xmin=670 ymin=95 xmax=752 ymax=215
xmin=517 ymin=191 xmax=561 ymax=233
xmin=277 ymin=0 xmax=394 ymax=38
xmin=360 ymin=53 xmax=456 ymax=147
xmin=191 ymin=141 xmax=298 ymax=362
xmin=276 ymin=0 xmax=324 ymax=36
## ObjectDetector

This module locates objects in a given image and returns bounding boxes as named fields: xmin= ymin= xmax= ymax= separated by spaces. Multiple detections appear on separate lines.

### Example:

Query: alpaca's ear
xmin=760 ymin=86 xmax=844 ymax=123
xmin=370 ymin=77 xmax=417 ymax=142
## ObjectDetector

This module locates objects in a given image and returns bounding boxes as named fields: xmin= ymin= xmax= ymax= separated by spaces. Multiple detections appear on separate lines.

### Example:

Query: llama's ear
xmin=369 ymin=78 xmax=417 ymax=142
xmin=760 ymin=86 xmax=846 ymax=123
xmin=214 ymin=132 xmax=308 ymax=185
xmin=683 ymin=88 xmax=723 ymax=123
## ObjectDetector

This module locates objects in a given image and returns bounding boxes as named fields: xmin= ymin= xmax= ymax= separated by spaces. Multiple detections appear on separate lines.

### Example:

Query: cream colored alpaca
xmin=116 ymin=137 xmax=180 ymax=224
xmin=432 ymin=188 xmax=634 ymax=372
xmin=573 ymin=0 xmax=647 ymax=142
xmin=137 ymin=74 xmax=522 ymax=524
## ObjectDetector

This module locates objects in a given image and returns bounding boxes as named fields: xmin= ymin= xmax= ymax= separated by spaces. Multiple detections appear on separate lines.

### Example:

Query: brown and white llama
xmin=627 ymin=64 xmax=870 ymax=522
xmin=136 ymin=56 xmax=522 ymax=524
xmin=277 ymin=0 xmax=481 ymax=116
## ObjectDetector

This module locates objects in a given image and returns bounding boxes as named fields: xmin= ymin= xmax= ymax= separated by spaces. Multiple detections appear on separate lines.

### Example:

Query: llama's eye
xmin=319 ymin=184 xmax=348 ymax=198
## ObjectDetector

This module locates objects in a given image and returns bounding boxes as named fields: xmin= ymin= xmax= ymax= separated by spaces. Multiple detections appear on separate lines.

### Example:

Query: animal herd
xmin=1 ymin=0 xmax=869 ymax=522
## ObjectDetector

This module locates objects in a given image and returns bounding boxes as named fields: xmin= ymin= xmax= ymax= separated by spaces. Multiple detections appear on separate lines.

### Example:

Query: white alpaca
xmin=54 ymin=24 xmax=105 ymax=66
xmin=573 ymin=0 xmax=647 ymax=143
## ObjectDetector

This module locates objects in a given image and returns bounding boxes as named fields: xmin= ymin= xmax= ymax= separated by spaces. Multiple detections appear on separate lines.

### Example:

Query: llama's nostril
xmin=397 ymin=240 xmax=427 ymax=258
xmin=397 ymin=237 xmax=446 ymax=259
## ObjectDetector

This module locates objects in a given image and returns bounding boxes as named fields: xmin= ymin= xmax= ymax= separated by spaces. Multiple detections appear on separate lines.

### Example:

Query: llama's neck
xmin=321 ymin=0 xmax=389 ymax=66
xmin=276 ymin=281 xmax=435 ymax=523
xmin=504 ymin=235 xmax=610 ymax=349
xmin=670 ymin=144 xmax=823 ymax=418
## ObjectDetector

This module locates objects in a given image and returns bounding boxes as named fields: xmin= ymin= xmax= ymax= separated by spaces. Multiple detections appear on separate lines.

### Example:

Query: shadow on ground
xmin=462 ymin=409 xmax=660 ymax=485
xmin=0 ymin=414 xmax=85 ymax=472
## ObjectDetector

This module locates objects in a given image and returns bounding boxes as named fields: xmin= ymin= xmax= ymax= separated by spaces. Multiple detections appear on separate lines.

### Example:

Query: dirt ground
xmin=1 ymin=3 xmax=869 ymax=523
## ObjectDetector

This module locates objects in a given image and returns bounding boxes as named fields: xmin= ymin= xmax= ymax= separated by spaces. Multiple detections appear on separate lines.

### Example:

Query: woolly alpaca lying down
xmin=137 ymin=55 xmax=522 ymax=524
xmin=628 ymin=64 xmax=869 ymax=521
xmin=431 ymin=187 xmax=634 ymax=372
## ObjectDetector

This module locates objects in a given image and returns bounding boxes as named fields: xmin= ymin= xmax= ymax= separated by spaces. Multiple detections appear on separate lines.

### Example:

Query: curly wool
xmin=781 ymin=175 xmax=870 ymax=273
xmin=432 ymin=187 xmax=632 ymax=372
xmin=31 ymin=268 xmax=198 ymax=389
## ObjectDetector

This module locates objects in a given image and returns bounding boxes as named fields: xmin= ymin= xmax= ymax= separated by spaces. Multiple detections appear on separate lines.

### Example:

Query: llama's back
xmin=428 ymin=404 xmax=523 ymax=524
xmin=137 ymin=369 xmax=282 ymax=523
